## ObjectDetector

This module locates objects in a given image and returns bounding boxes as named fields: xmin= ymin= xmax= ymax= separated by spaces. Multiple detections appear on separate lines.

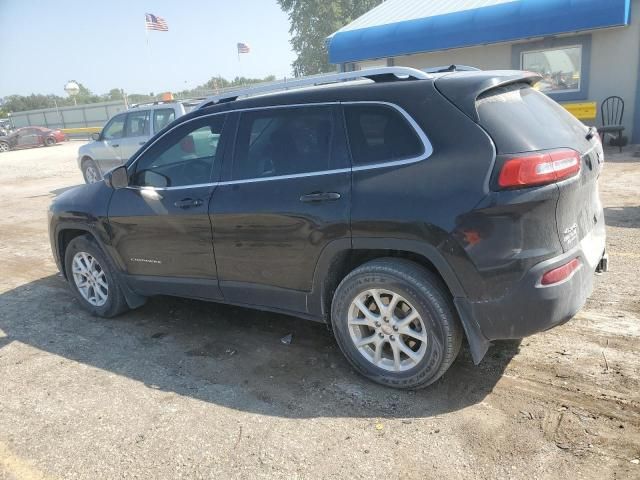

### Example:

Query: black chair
xmin=598 ymin=96 xmax=625 ymax=152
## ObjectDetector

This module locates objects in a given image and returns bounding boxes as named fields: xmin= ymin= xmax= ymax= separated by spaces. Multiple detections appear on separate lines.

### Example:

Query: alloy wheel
xmin=72 ymin=251 xmax=109 ymax=306
xmin=347 ymin=288 xmax=428 ymax=372
xmin=84 ymin=164 xmax=100 ymax=183
xmin=0 ymin=142 xmax=8 ymax=152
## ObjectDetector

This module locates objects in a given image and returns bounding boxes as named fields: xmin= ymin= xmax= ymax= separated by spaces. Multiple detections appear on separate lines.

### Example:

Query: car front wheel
xmin=45 ymin=137 xmax=56 ymax=146
xmin=64 ymin=235 xmax=129 ymax=317
xmin=331 ymin=258 xmax=463 ymax=389
xmin=82 ymin=159 xmax=102 ymax=184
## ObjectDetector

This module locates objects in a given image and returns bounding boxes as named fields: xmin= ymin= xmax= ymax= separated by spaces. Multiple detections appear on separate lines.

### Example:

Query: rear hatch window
xmin=476 ymin=83 xmax=591 ymax=154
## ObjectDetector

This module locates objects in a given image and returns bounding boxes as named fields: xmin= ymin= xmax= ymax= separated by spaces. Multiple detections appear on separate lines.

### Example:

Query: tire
xmin=64 ymin=235 xmax=129 ymax=318
xmin=45 ymin=137 xmax=56 ymax=146
xmin=82 ymin=158 xmax=102 ymax=184
xmin=0 ymin=141 xmax=9 ymax=153
xmin=331 ymin=258 xmax=463 ymax=389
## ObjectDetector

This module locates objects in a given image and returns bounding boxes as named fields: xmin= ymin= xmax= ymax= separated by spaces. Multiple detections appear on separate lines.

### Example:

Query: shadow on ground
xmin=600 ymin=148 xmax=639 ymax=163
xmin=0 ymin=275 xmax=519 ymax=419
xmin=604 ymin=206 xmax=640 ymax=228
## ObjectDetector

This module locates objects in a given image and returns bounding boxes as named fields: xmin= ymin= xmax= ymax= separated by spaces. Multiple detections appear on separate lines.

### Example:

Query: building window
xmin=521 ymin=45 xmax=582 ymax=94
xmin=512 ymin=35 xmax=591 ymax=102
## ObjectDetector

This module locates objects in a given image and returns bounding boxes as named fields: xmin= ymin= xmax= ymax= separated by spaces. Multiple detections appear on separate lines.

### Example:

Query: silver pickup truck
xmin=78 ymin=102 xmax=188 ymax=183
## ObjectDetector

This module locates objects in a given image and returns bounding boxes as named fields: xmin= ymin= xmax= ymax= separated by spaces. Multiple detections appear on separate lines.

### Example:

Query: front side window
xmin=103 ymin=114 xmax=126 ymax=140
xmin=133 ymin=115 xmax=225 ymax=188
xmin=125 ymin=110 xmax=150 ymax=137
xmin=233 ymin=106 xmax=334 ymax=180
xmin=344 ymin=104 xmax=423 ymax=166
xmin=153 ymin=108 xmax=176 ymax=133
xmin=521 ymin=45 xmax=582 ymax=94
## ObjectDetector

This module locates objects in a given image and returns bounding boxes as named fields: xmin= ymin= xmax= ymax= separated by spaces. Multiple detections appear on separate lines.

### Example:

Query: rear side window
xmin=125 ymin=110 xmax=150 ymax=137
xmin=233 ymin=106 xmax=334 ymax=180
xmin=344 ymin=104 xmax=423 ymax=166
xmin=476 ymin=83 xmax=590 ymax=153
xmin=153 ymin=108 xmax=176 ymax=133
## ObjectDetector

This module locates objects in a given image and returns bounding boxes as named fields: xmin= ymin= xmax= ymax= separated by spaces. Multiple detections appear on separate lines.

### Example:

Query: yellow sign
xmin=562 ymin=102 xmax=597 ymax=121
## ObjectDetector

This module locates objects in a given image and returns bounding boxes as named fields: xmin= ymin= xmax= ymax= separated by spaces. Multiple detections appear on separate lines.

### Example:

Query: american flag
xmin=237 ymin=42 xmax=250 ymax=54
xmin=145 ymin=13 xmax=168 ymax=32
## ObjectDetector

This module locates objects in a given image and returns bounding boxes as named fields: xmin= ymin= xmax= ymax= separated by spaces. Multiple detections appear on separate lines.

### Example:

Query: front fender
xmin=48 ymin=182 xmax=122 ymax=276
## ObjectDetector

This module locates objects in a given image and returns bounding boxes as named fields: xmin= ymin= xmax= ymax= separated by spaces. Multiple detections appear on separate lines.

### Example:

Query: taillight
xmin=498 ymin=149 xmax=581 ymax=189
xmin=541 ymin=258 xmax=581 ymax=285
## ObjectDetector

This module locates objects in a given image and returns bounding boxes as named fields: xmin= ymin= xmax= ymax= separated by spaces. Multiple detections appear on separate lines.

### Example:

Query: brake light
xmin=498 ymin=149 xmax=581 ymax=189
xmin=541 ymin=258 xmax=581 ymax=285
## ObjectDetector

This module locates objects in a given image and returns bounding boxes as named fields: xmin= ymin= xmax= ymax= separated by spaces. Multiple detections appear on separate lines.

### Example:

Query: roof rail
xmin=424 ymin=65 xmax=480 ymax=73
xmin=129 ymin=100 xmax=177 ymax=109
xmin=196 ymin=67 xmax=431 ymax=110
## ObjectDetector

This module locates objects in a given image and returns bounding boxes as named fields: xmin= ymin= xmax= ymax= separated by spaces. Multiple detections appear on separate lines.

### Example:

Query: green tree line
xmin=0 ymin=75 xmax=278 ymax=118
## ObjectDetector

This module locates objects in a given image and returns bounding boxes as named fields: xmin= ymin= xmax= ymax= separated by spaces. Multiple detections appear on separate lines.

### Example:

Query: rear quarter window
xmin=476 ymin=84 xmax=590 ymax=154
xmin=344 ymin=104 xmax=423 ymax=166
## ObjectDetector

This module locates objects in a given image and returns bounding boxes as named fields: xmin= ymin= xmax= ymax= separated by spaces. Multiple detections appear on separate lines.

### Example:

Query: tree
xmin=277 ymin=0 xmax=383 ymax=76
xmin=106 ymin=88 xmax=124 ymax=101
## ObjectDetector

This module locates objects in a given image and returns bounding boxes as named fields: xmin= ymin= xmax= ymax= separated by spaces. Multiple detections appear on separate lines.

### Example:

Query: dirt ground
xmin=0 ymin=141 xmax=639 ymax=479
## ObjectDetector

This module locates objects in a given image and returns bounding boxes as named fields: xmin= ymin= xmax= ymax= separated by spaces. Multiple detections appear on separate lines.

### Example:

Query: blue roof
xmin=329 ymin=0 xmax=631 ymax=64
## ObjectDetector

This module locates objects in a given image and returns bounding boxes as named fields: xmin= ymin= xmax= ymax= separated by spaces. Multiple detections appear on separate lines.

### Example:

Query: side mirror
xmin=90 ymin=132 xmax=100 ymax=141
xmin=105 ymin=165 xmax=129 ymax=189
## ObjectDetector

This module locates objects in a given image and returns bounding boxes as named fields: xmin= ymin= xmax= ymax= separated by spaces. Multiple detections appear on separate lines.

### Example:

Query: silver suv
xmin=78 ymin=102 xmax=187 ymax=183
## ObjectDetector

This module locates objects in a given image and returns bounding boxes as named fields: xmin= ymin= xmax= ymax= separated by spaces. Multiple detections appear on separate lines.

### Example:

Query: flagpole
xmin=145 ymin=16 xmax=154 ymax=98
xmin=237 ymin=45 xmax=243 ymax=84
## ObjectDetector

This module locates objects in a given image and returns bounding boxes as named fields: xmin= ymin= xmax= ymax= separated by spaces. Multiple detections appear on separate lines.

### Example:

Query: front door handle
xmin=174 ymin=198 xmax=204 ymax=209
xmin=139 ymin=141 xmax=146 ymax=145
xmin=299 ymin=192 xmax=341 ymax=203
xmin=112 ymin=144 xmax=120 ymax=148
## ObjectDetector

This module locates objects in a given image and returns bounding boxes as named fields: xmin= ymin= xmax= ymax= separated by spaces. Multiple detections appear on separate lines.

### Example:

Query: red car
xmin=0 ymin=127 xmax=67 ymax=152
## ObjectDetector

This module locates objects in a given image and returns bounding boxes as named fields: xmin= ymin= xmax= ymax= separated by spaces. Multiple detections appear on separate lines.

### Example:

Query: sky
xmin=0 ymin=0 xmax=296 ymax=98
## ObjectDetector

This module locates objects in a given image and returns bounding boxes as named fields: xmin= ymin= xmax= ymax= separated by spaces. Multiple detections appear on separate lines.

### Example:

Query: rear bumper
xmin=457 ymin=218 xmax=606 ymax=360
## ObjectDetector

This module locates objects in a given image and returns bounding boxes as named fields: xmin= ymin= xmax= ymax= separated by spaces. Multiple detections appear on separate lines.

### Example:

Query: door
xmin=16 ymin=128 xmax=39 ymax=147
xmin=210 ymin=105 xmax=351 ymax=310
xmin=108 ymin=114 xmax=228 ymax=300
xmin=119 ymin=110 xmax=151 ymax=160
xmin=92 ymin=113 xmax=126 ymax=174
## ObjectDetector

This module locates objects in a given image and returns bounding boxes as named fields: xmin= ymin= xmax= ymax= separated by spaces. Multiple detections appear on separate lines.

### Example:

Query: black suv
xmin=49 ymin=67 xmax=607 ymax=389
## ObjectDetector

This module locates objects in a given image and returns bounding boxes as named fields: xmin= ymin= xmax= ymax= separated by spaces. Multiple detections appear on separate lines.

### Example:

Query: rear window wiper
xmin=586 ymin=126 xmax=597 ymax=141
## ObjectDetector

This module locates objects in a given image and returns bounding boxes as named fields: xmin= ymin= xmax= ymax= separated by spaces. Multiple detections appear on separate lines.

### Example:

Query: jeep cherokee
xmin=49 ymin=67 xmax=608 ymax=389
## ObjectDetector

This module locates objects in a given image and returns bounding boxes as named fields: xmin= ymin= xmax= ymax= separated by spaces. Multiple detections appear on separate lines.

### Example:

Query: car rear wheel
xmin=331 ymin=258 xmax=463 ymax=389
xmin=0 ymin=141 xmax=9 ymax=152
xmin=82 ymin=159 xmax=101 ymax=184
xmin=45 ymin=137 xmax=56 ymax=146
xmin=64 ymin=235 xmax=129 ymax=317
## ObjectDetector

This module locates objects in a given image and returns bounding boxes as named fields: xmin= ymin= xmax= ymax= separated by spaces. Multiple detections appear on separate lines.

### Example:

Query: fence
xmin=8 ymin=100 xmax=128 ymax=133
xmin=5 ymin=79 xmax=293 ymax=136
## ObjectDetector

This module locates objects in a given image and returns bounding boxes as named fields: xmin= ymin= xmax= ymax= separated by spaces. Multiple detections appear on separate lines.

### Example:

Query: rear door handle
xmin=299 ymin=192 xmax=341 ymax=203
xmin=139 ymin=141 xmax=146 ymax=145
xmin=112 ymin=144 xmax=119 ymax=148
xmin=174 ymin=198 xmax=204 ymax=209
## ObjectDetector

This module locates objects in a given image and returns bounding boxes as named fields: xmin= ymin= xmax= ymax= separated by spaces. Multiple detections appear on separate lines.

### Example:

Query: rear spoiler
xmin=434 ymin=70 xmax=542 ymax=122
